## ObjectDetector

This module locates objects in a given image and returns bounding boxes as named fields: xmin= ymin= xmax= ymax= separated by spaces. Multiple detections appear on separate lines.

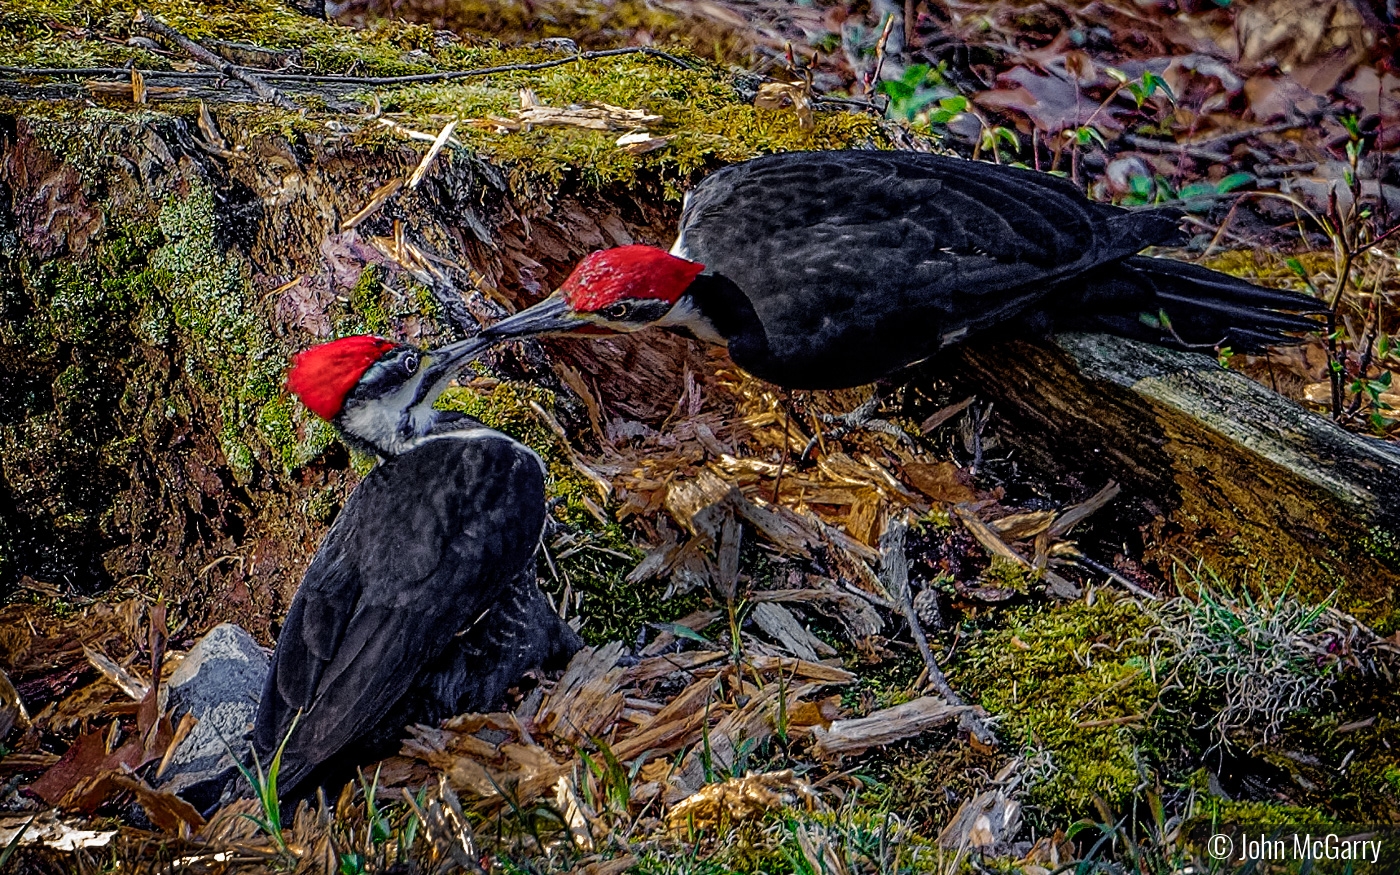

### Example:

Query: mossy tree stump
xmin=0 ymin=0 xmax=884 ymax=636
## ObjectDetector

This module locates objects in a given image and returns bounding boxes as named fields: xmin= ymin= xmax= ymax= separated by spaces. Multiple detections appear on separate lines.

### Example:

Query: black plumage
xmin=253 ymin=426 xmax=581 ymax=800
xmin=673 ymin=151 xmax=1324 ymax=388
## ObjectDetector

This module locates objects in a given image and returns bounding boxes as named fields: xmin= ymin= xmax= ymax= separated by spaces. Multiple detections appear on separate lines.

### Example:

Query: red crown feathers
xmin=286 ymin=335 xmax=397 ymax=420
xmin=560 ymin=245 xmax=704 ymax=311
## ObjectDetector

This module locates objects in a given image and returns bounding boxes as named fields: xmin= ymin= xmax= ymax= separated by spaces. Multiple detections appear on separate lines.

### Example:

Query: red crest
xmin=286 ymin=335 xmax=397 ymax=420
xmin=560 ymin=246 xmax=704 ymax=311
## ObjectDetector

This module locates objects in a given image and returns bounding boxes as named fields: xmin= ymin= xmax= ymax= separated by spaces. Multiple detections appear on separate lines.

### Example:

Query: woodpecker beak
xmin=482 ymin=292 xmax=593 ymax=340
xmin=412 ymin=336 xmax=493 ymax=407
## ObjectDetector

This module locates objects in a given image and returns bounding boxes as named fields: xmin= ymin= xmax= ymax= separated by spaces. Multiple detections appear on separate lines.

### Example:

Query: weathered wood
xmin=811 ymin=696 xmax=972 ymax=757
xmin=949 ymin=334 xmax=1400 ymax=629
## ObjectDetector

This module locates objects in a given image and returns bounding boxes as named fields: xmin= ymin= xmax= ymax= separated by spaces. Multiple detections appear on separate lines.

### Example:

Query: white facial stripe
xmin=340 ymin=368 xmax=429 ymax=456
xmin=656 ymin=295 xmax=726 ymax=346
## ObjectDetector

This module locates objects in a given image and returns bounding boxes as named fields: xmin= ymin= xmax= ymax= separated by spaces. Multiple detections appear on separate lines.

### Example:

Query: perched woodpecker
xmin=483 ymin=151 xmax=1325 ymax=390
xmin=254 ymin=334 xmax=581 ymax=800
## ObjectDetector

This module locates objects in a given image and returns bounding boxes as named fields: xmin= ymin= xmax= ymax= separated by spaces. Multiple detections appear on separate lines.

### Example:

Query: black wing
xmin=676 ymin=151 xmax=1182 ymax=387
xmin=252 ymin=432 xmax=545 ymax=796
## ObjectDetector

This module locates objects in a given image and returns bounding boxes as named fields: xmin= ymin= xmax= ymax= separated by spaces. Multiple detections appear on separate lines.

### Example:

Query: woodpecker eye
xmin=603 ymin=302 xmax=631 ymax=321
xmin=403 ymin=354 xmax=419 ymax=375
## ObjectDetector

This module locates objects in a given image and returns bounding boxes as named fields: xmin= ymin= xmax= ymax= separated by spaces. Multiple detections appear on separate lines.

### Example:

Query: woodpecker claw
xmin=802 ymin=394 xmax=918 ymax=459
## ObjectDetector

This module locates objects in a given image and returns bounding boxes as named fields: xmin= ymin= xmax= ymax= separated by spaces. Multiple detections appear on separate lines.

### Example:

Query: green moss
xmin=1364 ymin=526 xmax=1400 ymax=570
xmin=8 ymin=0 xmax=884 ymax=203
xmin=305 ymin=485 xmax=342 ymax=525
xmin=139 ymin=181 xmax=299 ymax=480
xmin=953 ymin=596 xmax=1163 ymax=817
xmin=412 ymin=282 xmax=441 ymax=321
xmin=1384 ymin=763 xmax=1400 ymax=795
xmin=980 ymin=555 xmax=1031 ymax=592
xmin=7 ymin=172 xmax=322 ymax=482
xmin=373 ymin=50 xmax=882 ymax=197
xmin=0 ymin=0 xmax=442 ymax=76
xmin=1191 ymin=794 xmax=1335 ymax=831
xmin=349 ymin=265 xmax=391 ymax=335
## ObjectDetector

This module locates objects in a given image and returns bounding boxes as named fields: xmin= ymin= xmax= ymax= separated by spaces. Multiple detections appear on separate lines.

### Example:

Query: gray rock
xmin=157 ymin=623 xmax=269 ymax=812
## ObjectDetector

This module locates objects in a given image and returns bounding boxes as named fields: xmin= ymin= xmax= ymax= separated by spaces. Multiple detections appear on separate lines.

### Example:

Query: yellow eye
xmin=604 ymin=303 xmax=630 ymax=320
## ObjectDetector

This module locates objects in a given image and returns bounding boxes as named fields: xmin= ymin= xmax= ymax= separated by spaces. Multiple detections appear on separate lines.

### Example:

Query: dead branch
xmin=134 ymin=12 xmax=298 ymax=111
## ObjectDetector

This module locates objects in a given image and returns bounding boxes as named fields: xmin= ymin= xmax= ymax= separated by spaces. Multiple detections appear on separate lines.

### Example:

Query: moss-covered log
xmin=950 ymin=334 xmax=1400 ymax=631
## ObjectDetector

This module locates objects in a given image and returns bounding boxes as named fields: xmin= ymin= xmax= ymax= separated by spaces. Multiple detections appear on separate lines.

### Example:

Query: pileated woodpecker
xmin=484 ymin=151 xmax=1324 ymax=390
xmin=254 ymin=334 xmax=581 ymax=800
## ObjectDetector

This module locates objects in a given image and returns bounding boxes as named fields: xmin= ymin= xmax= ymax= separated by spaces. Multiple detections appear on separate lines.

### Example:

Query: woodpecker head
xmin=483 ymin=245 xmax=715 ymax=343
xmin=286 ymin=334 xmax=489 ymax=457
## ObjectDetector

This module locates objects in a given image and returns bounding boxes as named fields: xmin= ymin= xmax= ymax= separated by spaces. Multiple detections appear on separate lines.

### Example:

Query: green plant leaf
xmin=1215 ymin=172 xmax=1255 ymax=193
xmin=655 ymin=622 xmax=715 ymax=646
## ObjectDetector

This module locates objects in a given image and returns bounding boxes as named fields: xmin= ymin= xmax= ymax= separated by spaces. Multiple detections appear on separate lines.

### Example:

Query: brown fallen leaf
xmin=903 ymin=461 xmax=977 ymax=503
xmin=754 ymin=82 xmax=814 ymax=130
xmin=110 ymin=773 xmax=206 ymax=835
xmin=27 ymin=727 xmax=109 ymax=806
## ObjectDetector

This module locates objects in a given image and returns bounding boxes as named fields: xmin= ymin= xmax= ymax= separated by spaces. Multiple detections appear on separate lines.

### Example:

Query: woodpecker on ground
xmin=253 ymin=334 xmax=581 ymax=801
xmin=482 ymin=151 xmax=1325 ymax=394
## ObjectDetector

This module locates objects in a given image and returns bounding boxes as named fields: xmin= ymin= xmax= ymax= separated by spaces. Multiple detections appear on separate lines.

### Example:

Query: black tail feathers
xmin=1066 ymin=255 xmax=1328 ymax=353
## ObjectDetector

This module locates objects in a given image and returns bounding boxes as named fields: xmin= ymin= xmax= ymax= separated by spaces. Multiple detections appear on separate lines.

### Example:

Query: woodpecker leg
xmin=802 ymin=392 xmax=918 ymax=458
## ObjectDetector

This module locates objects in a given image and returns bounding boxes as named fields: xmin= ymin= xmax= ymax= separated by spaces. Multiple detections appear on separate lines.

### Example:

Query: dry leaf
xmin=903 ymin=462 xmax=977 ymax=503
xmin=754 ymin=82 xmax=814 ymax=130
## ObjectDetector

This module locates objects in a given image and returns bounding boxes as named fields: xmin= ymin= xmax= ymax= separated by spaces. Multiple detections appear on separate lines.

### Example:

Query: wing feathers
xmin=253 ymin=434 xmax=546 ymax=796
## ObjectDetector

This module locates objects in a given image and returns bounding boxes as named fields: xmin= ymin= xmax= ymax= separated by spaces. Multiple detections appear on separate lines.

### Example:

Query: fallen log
xmin=950 ymin=333 xmax=1400 ymax=630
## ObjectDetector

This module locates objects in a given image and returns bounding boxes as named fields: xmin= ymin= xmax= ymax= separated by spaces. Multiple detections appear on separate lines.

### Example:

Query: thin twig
xmin=1121 ymin=133 xmax=1229 ymax=164
xmin=880 ymin=515 xmax=997 ymax=747
xmin=135 ymin=11 xmax=298 ymax=110
xmin=1062 ymin=552 xmax=1160 ymax=601
xmin=868 ymin=14 xmax=896 ymax=97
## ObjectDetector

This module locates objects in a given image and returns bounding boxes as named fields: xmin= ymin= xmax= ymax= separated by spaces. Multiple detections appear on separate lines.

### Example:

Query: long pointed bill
xmin=481 ymin=291 xmax=592 ymax=340
xmin=411 ymin=335 xmax=493 ymax=408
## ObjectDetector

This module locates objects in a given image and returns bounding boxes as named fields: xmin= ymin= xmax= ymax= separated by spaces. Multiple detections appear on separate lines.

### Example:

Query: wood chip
xmin=408 ymin=120 xmax=459 ymax=189
xmin=667 ymin=770 xmax=817 ymax=831
xmin=0 ymin=667 xmax=29 ymax=741
xmin=989 ymin=510 xmax=1056 ymax=540
xmin=482 ymin=90 xmax=663 ymax=133
xmin=937 ymin=788 xmax=1022 ymax=855
xmin=83 ymin=646 xmax=148 ymax=701
xmin=751 ymin=602 xmax=834 ymax=661
xmin=340 ymin=178 xmax=404 ymax=232
xmin=920 ymin=396 xmax=975 ymax=433
xmin=1046 ymin=481 xmax=1121 ymax=540
xmin=904 ymin=461 xmax=978 ymax=503
xmin=812 ymin=697 xmax=971 ymax=757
